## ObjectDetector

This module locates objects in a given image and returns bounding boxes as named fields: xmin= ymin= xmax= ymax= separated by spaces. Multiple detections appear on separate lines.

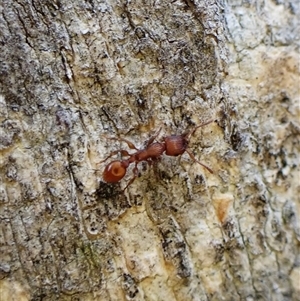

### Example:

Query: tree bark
xmin=0 ymin=0 xmax=299 ymax=300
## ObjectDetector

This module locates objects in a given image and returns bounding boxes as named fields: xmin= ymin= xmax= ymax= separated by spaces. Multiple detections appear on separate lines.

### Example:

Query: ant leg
xmin=98 ymin=149 xmax=131 ymax=164
xmin=123 ymin=163 xmax=139 ymax=191
xmin=107 ymin=137 xmax=139 ymax=150
xmin=148 ymin=158 xmax=161 ymax=182
xmin=145 ymin=127 xmax=162 ymax=147
xmin=185 ymin=149 xmax=213 ymax=174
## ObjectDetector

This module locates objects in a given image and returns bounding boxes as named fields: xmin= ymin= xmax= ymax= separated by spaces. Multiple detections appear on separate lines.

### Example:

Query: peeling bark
xmin=0 ymin=0 xmax=299 ymax=300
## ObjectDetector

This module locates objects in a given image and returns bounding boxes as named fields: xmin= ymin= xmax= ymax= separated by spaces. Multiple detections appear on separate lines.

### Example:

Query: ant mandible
xmin=100 ymin=119 xmax=214 ymax=190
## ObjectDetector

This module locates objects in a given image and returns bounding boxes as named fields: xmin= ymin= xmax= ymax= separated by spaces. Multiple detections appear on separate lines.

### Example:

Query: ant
xmin=100 ymin=119 xmax=214 ymax=190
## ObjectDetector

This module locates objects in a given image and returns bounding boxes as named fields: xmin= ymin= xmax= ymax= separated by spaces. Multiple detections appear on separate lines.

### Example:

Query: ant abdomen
xmin=103 ymin=160 xmax=128 ymax=183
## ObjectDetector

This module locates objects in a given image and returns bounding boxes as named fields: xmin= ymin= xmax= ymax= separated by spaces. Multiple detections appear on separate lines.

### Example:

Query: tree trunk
xmin=0 ymin=0 xmax=299 ymax=300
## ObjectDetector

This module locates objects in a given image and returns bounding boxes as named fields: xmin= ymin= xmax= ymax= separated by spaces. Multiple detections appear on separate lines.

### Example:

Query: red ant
xmin=100 ymin=119 xmax=214 ymax=190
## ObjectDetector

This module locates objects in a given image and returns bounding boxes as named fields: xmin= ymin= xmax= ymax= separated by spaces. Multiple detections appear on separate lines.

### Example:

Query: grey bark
xmin=0 ymin=0 xmax=299 ymax=301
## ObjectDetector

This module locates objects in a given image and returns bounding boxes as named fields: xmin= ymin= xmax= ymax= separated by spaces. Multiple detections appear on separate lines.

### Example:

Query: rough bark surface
xmin=0 ymin=0 xmax=299 ymax=301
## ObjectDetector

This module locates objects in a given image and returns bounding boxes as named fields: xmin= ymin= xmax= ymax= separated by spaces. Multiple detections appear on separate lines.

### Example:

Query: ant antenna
xmin=187 ymin=119 xmax=215 ymax=140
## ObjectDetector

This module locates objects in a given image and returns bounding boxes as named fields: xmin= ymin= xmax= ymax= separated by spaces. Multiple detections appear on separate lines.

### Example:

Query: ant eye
xmin=103 ymin=160 xmax=127 ymax=183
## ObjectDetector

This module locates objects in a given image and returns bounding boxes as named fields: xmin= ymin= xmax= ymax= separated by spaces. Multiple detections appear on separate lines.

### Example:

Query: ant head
xmin=164 ymin=135 xmax=188 ymax=156
xmin=103 ymin=160 xmax=129 ymax=183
